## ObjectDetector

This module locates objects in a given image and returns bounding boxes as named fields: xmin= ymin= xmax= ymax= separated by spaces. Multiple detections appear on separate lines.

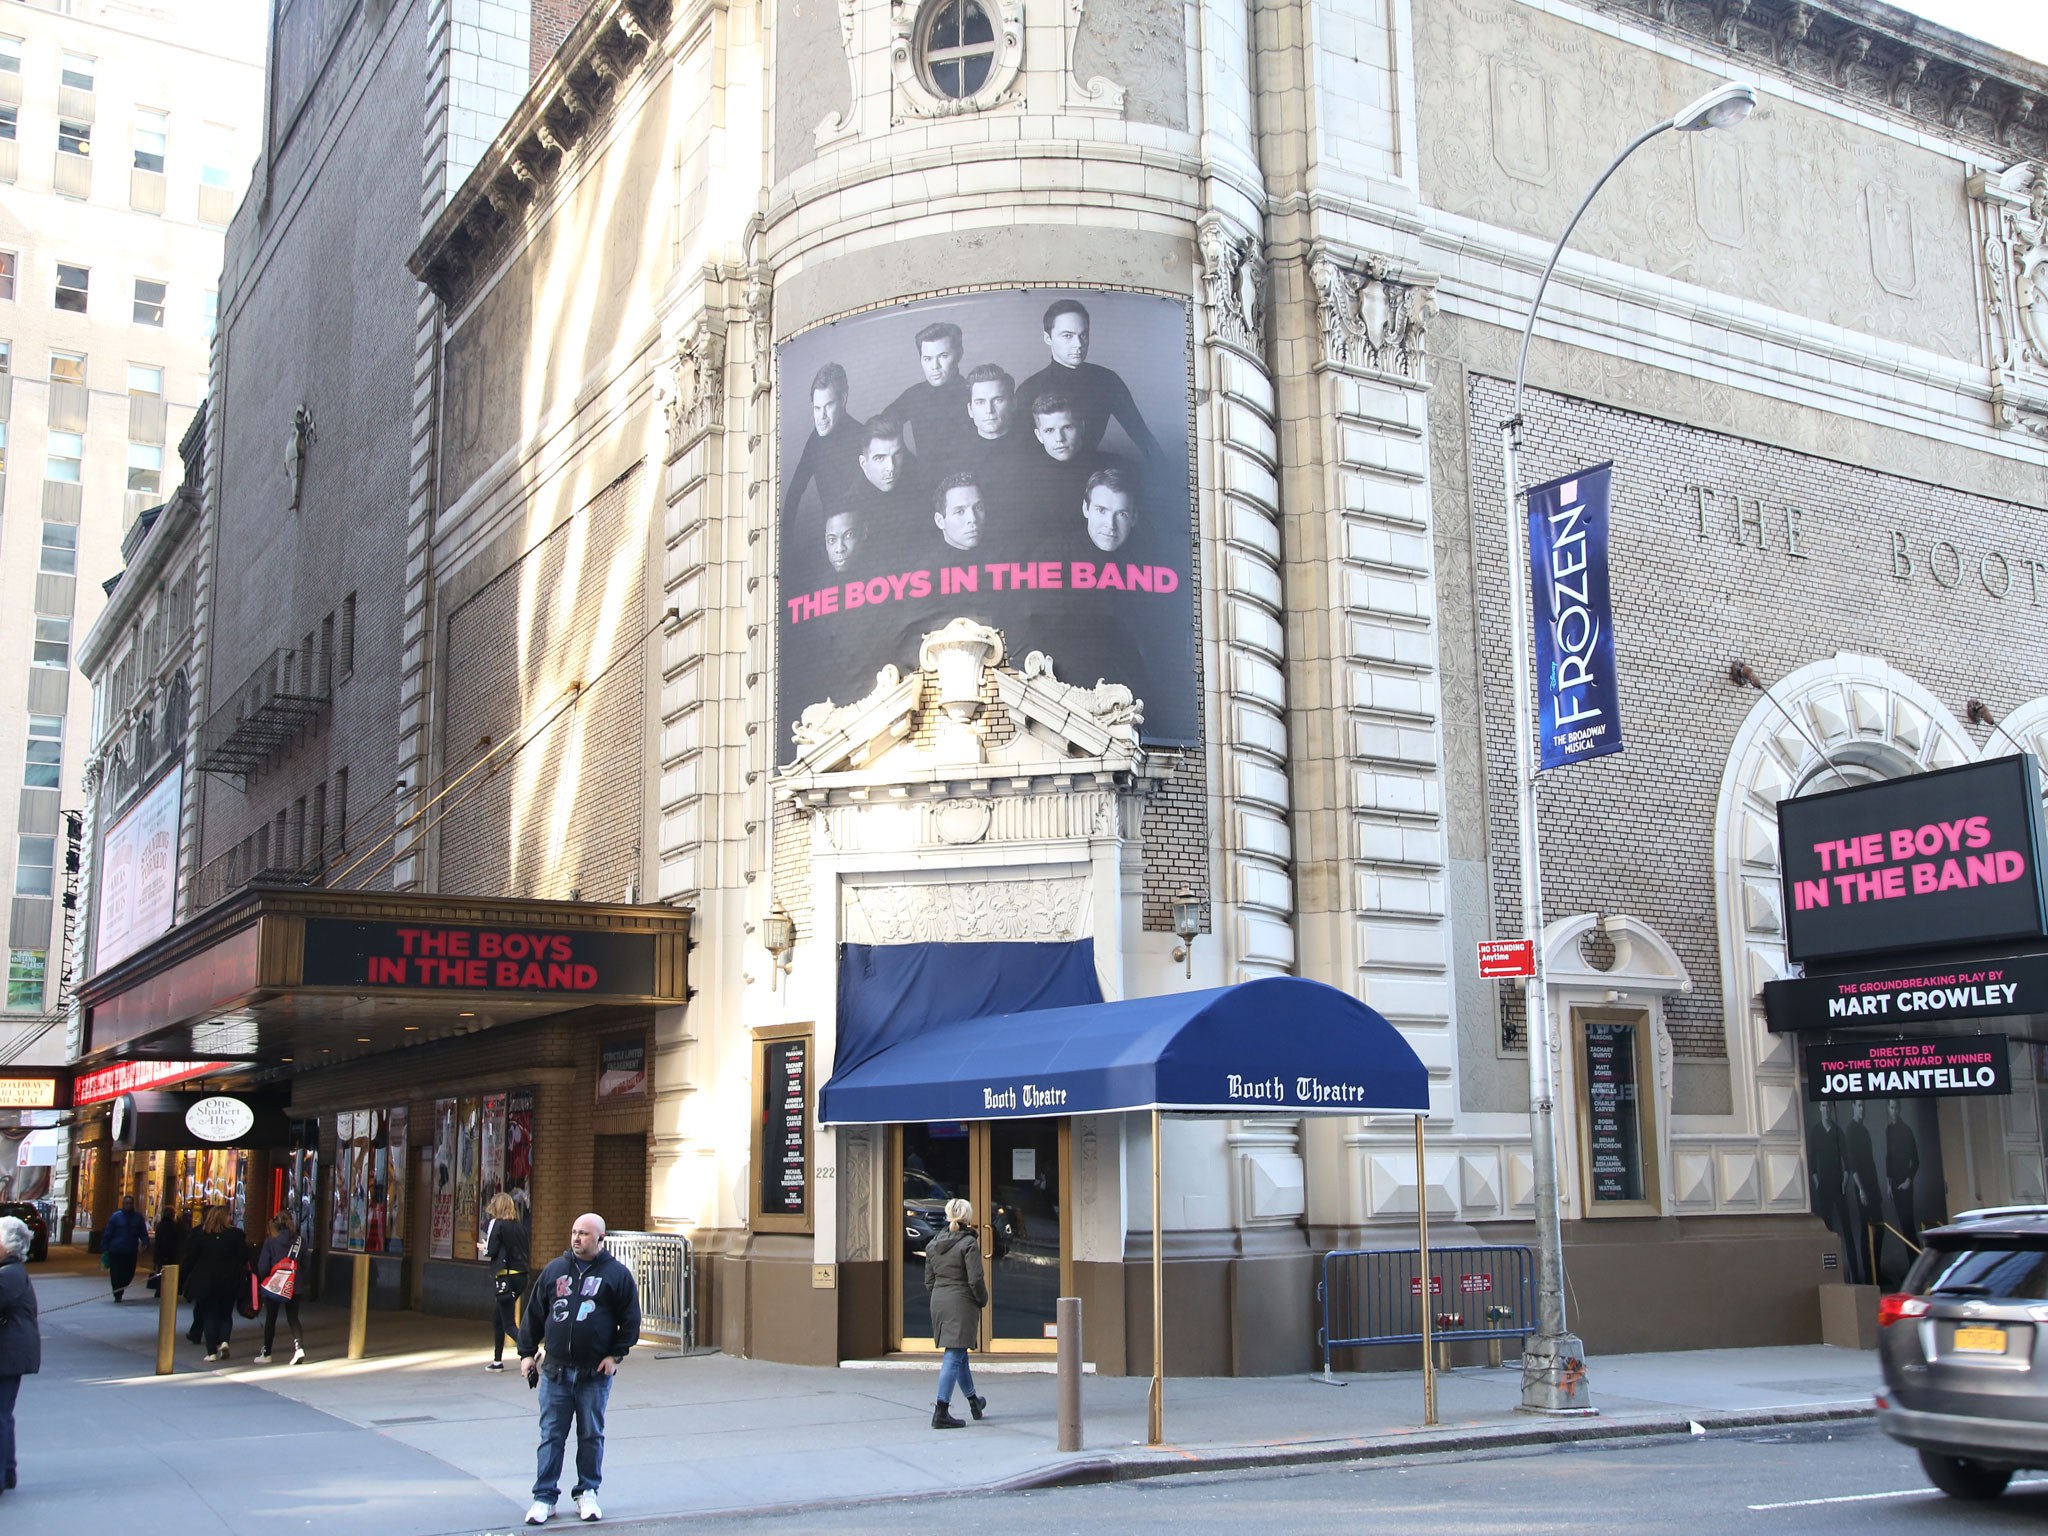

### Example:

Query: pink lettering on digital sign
xmin=1791 ymin=813 xmax=2029 ymax=911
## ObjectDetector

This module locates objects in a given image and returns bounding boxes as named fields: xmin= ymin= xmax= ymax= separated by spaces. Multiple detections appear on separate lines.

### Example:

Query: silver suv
xmin=1877 ymin=1206 xmax=2048 ymax=1500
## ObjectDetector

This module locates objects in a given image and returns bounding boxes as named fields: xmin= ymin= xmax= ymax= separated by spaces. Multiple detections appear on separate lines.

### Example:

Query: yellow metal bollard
xmin=346 ymin=1251 xmax=370 ymax=1360
xmin=156 ymin=1263 xmax=179 ymax=1375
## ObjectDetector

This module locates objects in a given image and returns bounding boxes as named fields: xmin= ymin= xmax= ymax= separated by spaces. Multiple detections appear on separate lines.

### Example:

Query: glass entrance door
xmin=894 ymin=1119 xmax=1069 ymax=1353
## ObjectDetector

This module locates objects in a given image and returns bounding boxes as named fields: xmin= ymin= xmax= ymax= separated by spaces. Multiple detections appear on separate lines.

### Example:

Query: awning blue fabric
xmin=834 ymin=940 xmax=1103 ymax=1083
xmin=819 ymin=976 xmax=1429 ymax=1124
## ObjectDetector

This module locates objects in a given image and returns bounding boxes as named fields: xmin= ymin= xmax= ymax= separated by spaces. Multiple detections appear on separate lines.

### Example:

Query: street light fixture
xmin=1497 ymin=80 xmax=1759 ymax=1416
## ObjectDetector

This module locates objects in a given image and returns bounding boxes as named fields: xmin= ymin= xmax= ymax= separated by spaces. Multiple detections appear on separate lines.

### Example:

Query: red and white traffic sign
xmin=1409 ymin=1276 xmax=1444 ymax=1296
xmin=1477 ymin=939 xmax=1536 ymax=979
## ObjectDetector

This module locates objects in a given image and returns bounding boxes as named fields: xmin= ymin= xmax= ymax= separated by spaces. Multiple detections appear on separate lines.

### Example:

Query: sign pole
xmin=1148 ymin=1106 xmax=1164 ymax=1447
xmin=1416 ymin=1114 xmax=1437 ymax=1426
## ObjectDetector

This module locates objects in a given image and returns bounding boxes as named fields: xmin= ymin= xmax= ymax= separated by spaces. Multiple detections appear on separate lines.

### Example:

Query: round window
xmin=921 ymin=0 xmax=997 ymax=99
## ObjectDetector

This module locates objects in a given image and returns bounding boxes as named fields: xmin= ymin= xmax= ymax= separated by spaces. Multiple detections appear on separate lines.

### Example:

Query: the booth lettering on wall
xmin=775 ymin=289 xmax=1197 ymax=755
xmin=1777 ymin=756 xmax=2048 ymax=963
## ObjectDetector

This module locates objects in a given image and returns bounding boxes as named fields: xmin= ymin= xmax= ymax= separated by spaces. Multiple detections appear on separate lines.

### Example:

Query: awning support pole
xmin=1417 ymin=1113 xmax=1437 ymax=1426
xmin=1148 ymin=1105 xmax=1164 ymax=1447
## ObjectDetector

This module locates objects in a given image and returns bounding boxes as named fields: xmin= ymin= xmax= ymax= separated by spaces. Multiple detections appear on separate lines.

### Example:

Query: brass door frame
xmin=888 ymin=1119 xmax=1072 ymax=1355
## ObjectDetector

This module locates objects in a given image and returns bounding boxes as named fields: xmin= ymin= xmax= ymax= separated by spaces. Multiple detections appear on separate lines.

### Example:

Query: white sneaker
xmin=524 ymin=1501 xmax=553 ymax=1525
xmin=290 ymin=1345 xmax=306 ymax=1365
xmin=217 ymin=1345 xmax=229 ymax=1360
xmin=253 ymin=1351 xmax=272 ymax=1364
xmin=576 ymin=1491 xmax=601 ymax=1521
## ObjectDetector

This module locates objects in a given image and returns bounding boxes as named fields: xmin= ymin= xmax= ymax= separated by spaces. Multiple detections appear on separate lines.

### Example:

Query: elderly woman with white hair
xmin=923 ymin=1197 xmax=988 ymax=1429
xmin=0 ymin=1213 xmax=39 ymax=1495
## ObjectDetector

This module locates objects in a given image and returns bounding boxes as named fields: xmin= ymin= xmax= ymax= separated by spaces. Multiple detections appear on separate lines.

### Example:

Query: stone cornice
xmin=1574 ymin=0 xmax=2048 ymax=159
xmin=409 ymin=0 xmax=673 ymax=310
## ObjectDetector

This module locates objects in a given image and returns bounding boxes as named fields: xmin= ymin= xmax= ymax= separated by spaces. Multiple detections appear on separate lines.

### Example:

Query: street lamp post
xmin=1500 ymin=80 xmax=1757 ymax=1415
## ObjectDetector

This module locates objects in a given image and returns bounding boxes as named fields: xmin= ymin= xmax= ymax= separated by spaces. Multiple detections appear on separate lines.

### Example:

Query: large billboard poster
xmin=776 ymin=289 xmax=1197 ymax=756
xmin=95 ymin=766 xmax=183 ymax=972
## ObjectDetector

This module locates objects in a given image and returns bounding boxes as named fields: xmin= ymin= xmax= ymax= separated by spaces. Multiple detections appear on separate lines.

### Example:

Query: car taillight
xmin=1877 ymin=1293 xmax=1930 ymax=1327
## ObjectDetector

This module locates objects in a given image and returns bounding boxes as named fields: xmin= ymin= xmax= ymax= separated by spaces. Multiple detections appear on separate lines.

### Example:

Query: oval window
xmin=922 ymin=0 xmax=997 ymax=99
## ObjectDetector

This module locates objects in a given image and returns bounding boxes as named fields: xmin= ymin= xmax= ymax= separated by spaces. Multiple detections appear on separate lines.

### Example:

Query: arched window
xmin=920 ymin=0 xmax=997 ymax=98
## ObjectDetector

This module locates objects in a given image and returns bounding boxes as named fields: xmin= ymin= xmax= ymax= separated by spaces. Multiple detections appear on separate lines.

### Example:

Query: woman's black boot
xmin=967 ymin=1394 xmax=987 ymax=1421
xmin=932 ymin=1401 xmax=966 ymax=1429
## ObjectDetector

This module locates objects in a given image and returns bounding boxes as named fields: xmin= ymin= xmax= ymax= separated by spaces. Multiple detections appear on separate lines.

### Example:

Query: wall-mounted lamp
xmin=1968 ymin=698 xmax=1997 ymax=727
xmin=1170 ymin=886 xmax=1201 ymax=979
xmin=762 ymin=906 xmax=796 ymax=992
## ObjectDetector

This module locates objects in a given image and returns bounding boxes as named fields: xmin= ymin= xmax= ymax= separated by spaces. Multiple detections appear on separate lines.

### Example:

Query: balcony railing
xmin=191 ymin=836 xmax=346 ymax=912
xmin=197 ymin=644 xmax=331 ymax=779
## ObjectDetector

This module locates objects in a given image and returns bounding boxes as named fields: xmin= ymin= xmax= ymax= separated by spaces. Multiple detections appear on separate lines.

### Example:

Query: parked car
xmin=901 ymin=1170 xmax=1017 ymax=1258
xmin=1877 ymin=1205 xmax=2048 ymax=1500
xmin=0 ymin=1200 xmax=50 ymax=1261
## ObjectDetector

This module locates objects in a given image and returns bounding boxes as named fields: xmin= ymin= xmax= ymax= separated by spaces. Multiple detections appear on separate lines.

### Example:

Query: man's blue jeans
xmin=533 ymin=1365 xmax=612 ymax=1503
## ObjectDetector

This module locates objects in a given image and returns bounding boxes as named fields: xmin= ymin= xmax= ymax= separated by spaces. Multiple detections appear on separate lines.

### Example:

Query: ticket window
xmin=1573 ymin=1007 xmax=1661 ymax=1217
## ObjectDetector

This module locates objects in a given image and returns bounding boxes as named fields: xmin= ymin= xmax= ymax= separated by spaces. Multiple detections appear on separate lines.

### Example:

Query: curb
xmin=566 ymin=1400 xmax=1875 ymax=1532
xmin=994 ymin=1401 xmax=1877 ymax=1492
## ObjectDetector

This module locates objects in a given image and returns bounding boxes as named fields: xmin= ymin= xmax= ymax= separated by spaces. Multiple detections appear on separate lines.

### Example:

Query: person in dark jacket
xmin=150 ymin=1202 xmax=184 ymax=1294
xmin=0 ymin=1213 xmax=40 ymax=1494
xmin=924 ymin=1198 xmax=988 ymax=1429
xmin=517 ymin=1212 xmax=641 ymax=1525
xmin=183 ymin=1206 xmax=247 ymax=1361
xmin=102 ymin=1194 xmax=149 ymax=1302
xmin=480 ymin=1192 xmax=531 ymax=1372
xmin=253 ymin=1213 xmax=304 ymax=1366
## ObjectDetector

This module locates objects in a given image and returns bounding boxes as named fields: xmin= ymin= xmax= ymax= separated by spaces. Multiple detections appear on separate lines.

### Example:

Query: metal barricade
xmin=1316 ymin=1244 xmax=1536 ymax=1379
xmin=605 ymin=1229 xmax=694 ymax=1348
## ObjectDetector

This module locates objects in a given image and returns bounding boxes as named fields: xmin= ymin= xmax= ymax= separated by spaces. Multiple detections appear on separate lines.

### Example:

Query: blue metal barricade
xmin=605 ymin=1230 xmax=694 ymax=1348
xmin=1316 ymin=1245 xmax=1536 ymax=1378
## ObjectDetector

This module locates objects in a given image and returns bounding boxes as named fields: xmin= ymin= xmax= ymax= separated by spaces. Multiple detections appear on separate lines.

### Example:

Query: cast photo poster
xmin=431 ymin=1098 xmax=456 ymax=1259
xmin=330 ymin=1111 xmax=355 ymax=1250
xmin=481 ymin=1093 xmax=507 ymax=1213
xmin=385 ymin=1106 xmax=409 ymax=1255
xmin=775 ymin=289 xmax=1197 ymax=757
xmin=455 ymin=1096 xmax=481 ymax=1254
xmin=505 ymin=1089 xmax=535 ymax=1213
xmin=1802 ymin=1095 xmax=1947 ymax=1292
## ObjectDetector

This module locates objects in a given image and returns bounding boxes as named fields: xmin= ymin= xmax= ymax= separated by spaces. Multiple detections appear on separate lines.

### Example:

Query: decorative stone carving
xmin=285 ymin=404 xmax=315 ymax=512
xmin=1863 ymin=179 xmax=1918 ymax=298
xmin=1972 ymin=160 xmax=2048 ymax=438
xmin=841 ymin=1127 xmax=873 ymax=1262
xmin=846 ymin=875 xmax=1090 ymax=943
xmin=889 ymin=0 xmax=1025 ymax=123
xmin=743 ymin=265 xmax=773 ymax=397
xmin=1018 ymin=651 xmax=1142 ymax=745
xmin=790 ymin=665 xmax=904 ymax=750
xmin=1197 ymin=215 xmax=1266 ymax=355
xmin=1062 ymin=0 xmax=1125 ymax=116
xmin=1307 ymin=248 xmax=1436 ymax=383
xmin=653 ymin=319 xmax=726 ymax=443
xmin=933 ymin=798 xmax=994 ymax=845
xmin=814 ymin=0 xmax=862 ymax=144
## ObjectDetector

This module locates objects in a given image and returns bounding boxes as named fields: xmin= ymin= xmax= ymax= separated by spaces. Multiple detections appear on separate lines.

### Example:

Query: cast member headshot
xmin=887 ymin=321 xmax=973 ymax=467
xmin=1079 ymin=466 xmax=1137 ymax=553
xmin=823 ymin=508 xmax=866 ymax=573
xmin=1017 ymin=299 xmax=1165 ymax=469
xmin=1030 ymin=391 xmax=1085 ymax=463
xmin=932 ymin=473 xmax=991 ymax=553
xmin=784 ymin=362 xmax=863 ymax=516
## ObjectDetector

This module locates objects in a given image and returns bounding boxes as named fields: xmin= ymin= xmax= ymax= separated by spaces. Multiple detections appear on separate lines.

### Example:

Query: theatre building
xmin=67 ymin=0 xmax=2048 ymax=1369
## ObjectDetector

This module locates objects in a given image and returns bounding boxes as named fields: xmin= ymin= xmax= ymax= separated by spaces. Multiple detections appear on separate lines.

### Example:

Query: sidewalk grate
xmin=371 ymin=1415 xmax=438 ymax=1426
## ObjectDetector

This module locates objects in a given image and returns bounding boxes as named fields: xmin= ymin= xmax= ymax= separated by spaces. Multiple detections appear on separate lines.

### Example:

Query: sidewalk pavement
xmin=13 ymin=1246 xmax=1880 ymax=1534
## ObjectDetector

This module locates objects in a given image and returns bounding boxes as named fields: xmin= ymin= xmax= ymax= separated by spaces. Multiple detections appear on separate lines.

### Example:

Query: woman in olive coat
xmin=0 ymin=1213 xmax=40 ymax=1493
xmin=923 ymin=1197 xmax=987 ymax=1429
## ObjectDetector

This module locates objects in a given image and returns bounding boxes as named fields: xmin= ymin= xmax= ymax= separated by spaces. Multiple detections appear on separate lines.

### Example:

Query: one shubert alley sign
xmin=1805 ymin=1035 xmax=2011 ymax=1101
xmin=1527 ymin=463 xmax=1624 ymax=771
xmin=1776 ymin=755 xmax=2048 ymax=963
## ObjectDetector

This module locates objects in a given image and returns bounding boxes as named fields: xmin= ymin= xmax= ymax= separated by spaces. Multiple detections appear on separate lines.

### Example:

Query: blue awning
xmin=819 ymin=976 xmax=1429 ymax=1124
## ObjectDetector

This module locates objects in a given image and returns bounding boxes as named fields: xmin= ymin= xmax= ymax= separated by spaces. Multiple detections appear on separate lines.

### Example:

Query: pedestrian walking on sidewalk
xmin=519 ymin=1212 xmax=641 ymax=1526
xmin=253 ymin=1214 xmax=305 ymax=1365
xmin=481 ymin=1191 xmax=531 ymax=1372
xmin=925 ymin=1198 xmax=988 ymax=1429
xmin=102 ymin=1194 xmax=148 ymax=1302
xmin=149 ymin=1202 xmax=184 ymax=1296
xmin=184 ymin=1207 xmax=248 ymax=1361
xmin=0 ymin=1213 xmax=41 ymax=1495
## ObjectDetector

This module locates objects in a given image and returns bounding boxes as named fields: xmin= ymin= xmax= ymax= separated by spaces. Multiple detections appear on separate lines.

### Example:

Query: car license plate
xmin=1953 ymin=1325 xmax=2008 ymax=1355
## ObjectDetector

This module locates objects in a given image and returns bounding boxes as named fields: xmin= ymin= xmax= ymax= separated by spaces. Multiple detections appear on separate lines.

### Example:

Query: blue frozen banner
xmin=1527 ymin=462 xmax=1624 ymax=771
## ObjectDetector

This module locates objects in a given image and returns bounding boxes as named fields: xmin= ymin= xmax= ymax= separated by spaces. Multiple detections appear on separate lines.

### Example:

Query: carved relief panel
xmin=1972 ymin=159 xmax=2048 ymax=438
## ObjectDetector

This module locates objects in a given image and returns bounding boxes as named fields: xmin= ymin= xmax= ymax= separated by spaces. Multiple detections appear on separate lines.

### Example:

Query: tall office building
xmin=0 ymin=0 xmax=264 ymax=1063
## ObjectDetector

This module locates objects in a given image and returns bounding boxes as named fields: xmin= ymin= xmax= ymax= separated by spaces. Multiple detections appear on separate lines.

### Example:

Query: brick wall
xmin=1465 ymin=374 xmax=2048 ymax=1056
xmin=530 ymin=0 xmax=595 ymax=76
xmin=438 ymin=465 xmax=648 ymax=902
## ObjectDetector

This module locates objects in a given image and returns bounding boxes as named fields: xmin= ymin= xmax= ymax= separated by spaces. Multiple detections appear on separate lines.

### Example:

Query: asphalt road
xmin=646 ymin=1422 xmax=2048 ymax=1534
